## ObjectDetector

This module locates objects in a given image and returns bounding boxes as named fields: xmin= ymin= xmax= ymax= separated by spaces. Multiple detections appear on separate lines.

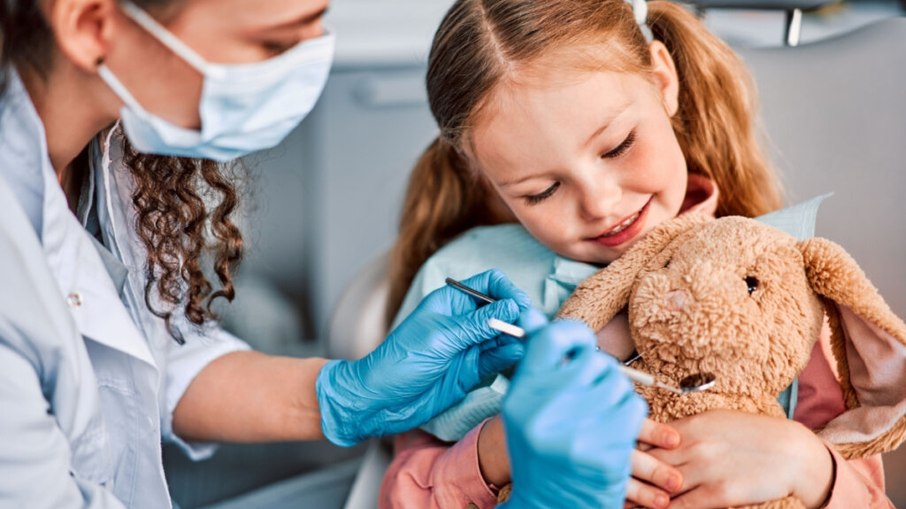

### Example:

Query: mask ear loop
xmin=118 ymin=0 xmax=211 ymax=74
xmin=627 ymin=0 xmax=654 ymax=43
xmin=97 ymin=59 xmax=151 ymax=117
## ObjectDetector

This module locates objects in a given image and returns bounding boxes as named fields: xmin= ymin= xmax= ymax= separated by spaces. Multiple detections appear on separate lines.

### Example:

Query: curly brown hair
xmin=1 ymin=0 xmax=245 ymax=344
xmin=122 ymin=134 xmax=244 ymax=344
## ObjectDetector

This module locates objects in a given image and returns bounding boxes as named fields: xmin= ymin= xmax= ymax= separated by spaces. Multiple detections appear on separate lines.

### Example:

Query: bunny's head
xmin=629 ymin=217 xmax=822 ymax=400
xmin=559 ymin=213 xmax=906 ymax=459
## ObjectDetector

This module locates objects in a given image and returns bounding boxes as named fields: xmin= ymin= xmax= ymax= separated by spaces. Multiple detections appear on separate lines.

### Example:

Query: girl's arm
xmin=792 ymin=323 xmax=892 ymax=509
xmin=380 ymin=416 xmax=684 ymax=509
xmin=379 ymin=421 xmax=500 ymax=509
xmin=480 ymin=415 xmax=686 ymax=509
xmin=821 ymin=448 xmax=890 ymax=509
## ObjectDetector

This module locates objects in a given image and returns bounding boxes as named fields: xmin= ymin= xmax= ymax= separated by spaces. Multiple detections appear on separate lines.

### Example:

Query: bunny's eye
xmin=745 ymin=276 xmax=759 ymax=295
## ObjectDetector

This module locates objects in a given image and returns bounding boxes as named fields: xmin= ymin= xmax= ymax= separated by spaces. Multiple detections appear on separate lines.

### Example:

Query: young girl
xmin=380 ymin=0 xmax=894 ymax=508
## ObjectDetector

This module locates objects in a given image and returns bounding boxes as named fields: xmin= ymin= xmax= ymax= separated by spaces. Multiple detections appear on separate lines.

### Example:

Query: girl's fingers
xmin=632 ymin=449 xmax=683 ymax=494
xmin=645 ymin=440 xmax=686 ymax=466
xmin=624 ymin=477 xmax=670 ymax=509
xmin=638 ymin=418 xmax=680 ymax=449
xmin=665 ymin=485 xmax=728 ymax=509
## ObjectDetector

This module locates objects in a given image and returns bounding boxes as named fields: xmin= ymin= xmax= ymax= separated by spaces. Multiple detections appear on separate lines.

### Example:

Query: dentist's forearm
xmin=173 ymin=351 xmax=329 ymax=443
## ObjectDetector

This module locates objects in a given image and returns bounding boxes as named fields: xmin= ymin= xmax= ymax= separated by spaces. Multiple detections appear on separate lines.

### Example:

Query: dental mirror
xmin=678 ymin=372 xmax=717 ymax=393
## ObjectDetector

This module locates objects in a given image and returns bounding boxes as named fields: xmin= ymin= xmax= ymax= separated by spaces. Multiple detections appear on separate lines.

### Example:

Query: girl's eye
xmin=524 ymin=182 xmax=561 ymax=205
xmin=602 ymin=130 xmax=636 ymax=159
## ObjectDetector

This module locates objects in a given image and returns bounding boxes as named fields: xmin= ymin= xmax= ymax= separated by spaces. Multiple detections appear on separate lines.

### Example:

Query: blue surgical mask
xmin=98 ymin=1 xmax=335 ymax=162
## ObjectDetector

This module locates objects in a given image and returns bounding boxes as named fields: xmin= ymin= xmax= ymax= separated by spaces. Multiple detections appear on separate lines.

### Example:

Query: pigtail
xmin=648 ymin=1 xmax=782 ymax=217
xmin=386 ymin=138 xmax=505 ymax=322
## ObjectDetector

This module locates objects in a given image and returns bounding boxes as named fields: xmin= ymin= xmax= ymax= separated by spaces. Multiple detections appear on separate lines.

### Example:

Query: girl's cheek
xmin=626 ymin=144 xmax=661 ymax=179
xmin=623 ymin=144 xmax=679 ymax=191
xmin=522 ymin=212 xmax=564 ymax=244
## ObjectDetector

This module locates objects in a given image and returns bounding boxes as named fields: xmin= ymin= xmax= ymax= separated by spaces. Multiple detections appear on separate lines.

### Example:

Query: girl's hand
xmin=480 ymin=416 xmax=685 ymax=507
xmin=624 ymin=419 xmax=684 ymax=509
xmin=648 ymin=410 xmax=834 ymax=509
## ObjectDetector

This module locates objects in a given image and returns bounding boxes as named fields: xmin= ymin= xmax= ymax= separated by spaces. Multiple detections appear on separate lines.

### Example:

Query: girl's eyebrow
xmin=582 ymin=104 xmax=631 ymax=149
xmin=498 ymin=104 xmax=632 ymax=188
xmin=498 ymin=174 xmax=549 ymax=188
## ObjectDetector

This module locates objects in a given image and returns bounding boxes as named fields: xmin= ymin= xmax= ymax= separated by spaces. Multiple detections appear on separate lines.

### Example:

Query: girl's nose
xmin=578 ymin=172 xmax=622 ymax=221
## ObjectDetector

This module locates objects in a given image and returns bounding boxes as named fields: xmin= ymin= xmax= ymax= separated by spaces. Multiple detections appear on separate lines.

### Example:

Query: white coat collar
xmin=0 ymin=69 xmax=156 ymax=366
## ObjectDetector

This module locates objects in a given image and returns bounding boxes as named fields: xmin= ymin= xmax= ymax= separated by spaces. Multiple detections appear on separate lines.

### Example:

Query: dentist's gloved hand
xmin=499 ymin=310 xmax=647 ymax=509
xmin=317 ymin=269 xmax=530 ymax=446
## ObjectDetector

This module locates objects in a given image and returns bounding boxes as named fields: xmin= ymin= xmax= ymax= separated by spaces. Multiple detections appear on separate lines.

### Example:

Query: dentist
xmin=0 ymin=1 xmax=646 ymax=508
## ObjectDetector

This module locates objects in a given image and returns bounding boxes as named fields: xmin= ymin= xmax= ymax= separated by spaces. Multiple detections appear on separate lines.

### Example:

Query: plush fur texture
xmin=561 ymin=215 xmax=823 ymax=424
xmin=497 ymin=214 xmax=906 ymax=508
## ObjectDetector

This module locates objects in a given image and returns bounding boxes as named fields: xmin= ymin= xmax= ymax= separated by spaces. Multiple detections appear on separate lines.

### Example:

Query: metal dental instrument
xmin=445 ymin=277 xmax=496 ymax=304
xmin=448 ymin=276 xmax=591 ymax=344
xmin=487 ymin=318 xmax=715 ymax=395
xmin=447 ymin=278 xmax=716 ymax=395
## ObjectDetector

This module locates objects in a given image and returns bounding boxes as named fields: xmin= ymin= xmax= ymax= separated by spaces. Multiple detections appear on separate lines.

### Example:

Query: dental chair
xmin=325 ymin=254 xmax=394 ymax=509
xmin=326 ymin=16 xmax=906 ymax=508
xmin=686 ymin=0 xmax=836 ymax=45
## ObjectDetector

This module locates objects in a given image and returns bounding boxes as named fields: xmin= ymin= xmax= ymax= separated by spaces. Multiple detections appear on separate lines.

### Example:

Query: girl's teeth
xmin=603 ymin=212 xmax=640 ymax=236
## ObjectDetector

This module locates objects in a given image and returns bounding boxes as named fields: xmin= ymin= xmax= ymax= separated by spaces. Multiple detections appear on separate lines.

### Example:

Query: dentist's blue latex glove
xmin=499 ymin=310 xmax=647 ymax=509
xmin=317 ymin=269 xmax=530 ymax=446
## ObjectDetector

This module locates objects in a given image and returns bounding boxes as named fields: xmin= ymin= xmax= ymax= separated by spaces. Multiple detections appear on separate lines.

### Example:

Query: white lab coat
xmin=0 ymin=70 xmax=249 ymax=508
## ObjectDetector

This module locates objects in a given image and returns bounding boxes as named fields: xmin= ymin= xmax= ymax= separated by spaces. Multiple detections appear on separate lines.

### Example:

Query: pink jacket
xmin=379 ymin=335 xmax=893 ymax=508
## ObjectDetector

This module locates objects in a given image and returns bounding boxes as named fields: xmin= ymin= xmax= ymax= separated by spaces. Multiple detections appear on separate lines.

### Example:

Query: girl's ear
xmin=46 ymin=0 xmax=120 ymax=71
xmin=800 ymin=237 xmax=906 ymax=459
xmin=648 ymin=40 xmax=680 ymax=117
xmin=557 ymin=213 xmax=708 ymax=330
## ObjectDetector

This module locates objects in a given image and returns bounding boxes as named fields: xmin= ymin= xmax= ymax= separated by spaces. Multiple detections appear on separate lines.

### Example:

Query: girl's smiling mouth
xmin=589 ymin=198 xmax=652 ymax=248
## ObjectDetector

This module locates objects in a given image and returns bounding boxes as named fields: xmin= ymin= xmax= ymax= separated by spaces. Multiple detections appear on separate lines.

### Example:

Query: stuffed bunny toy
xmin=531 ymin=213 xmax=906 ymax=508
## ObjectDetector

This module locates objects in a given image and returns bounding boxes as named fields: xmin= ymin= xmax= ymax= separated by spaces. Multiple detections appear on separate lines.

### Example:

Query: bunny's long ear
xmin=557 ymin=213 xmax=710 ymax=330
xmin=801 ymin=237 xmax=906 ymax=459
